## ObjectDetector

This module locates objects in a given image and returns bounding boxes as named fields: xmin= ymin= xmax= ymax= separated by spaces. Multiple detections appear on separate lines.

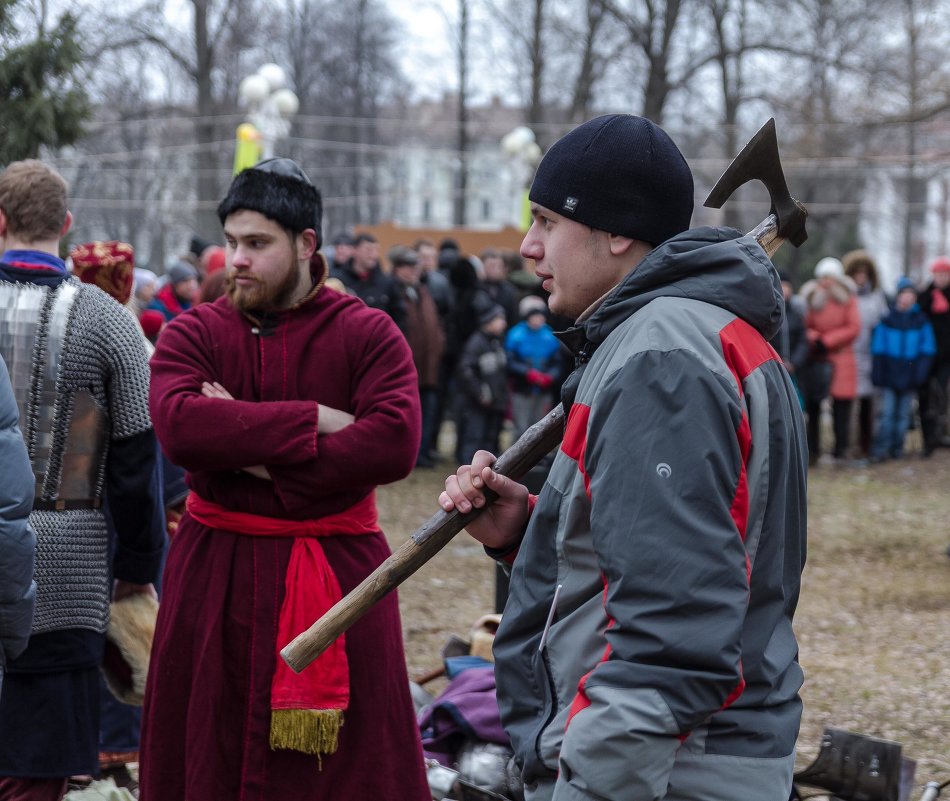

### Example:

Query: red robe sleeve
xmin=149 ymin=313 xmax=320 ymax=472
xmin=268 ymin=311 xmax=421 ymax=510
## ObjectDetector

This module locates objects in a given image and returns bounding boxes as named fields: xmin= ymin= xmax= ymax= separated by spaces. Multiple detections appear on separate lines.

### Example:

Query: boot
xmin=794 ymin=727 xmax=902 ymax=801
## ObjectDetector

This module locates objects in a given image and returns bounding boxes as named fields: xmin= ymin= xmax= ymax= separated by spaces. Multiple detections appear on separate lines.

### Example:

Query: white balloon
xmin=501 ymin=126 xmax=535 ymax=155
xmin=258 ymin=63 xmax=286 ymax=91
xmin=272 ymin=88 xmax=300 ymax=117
xmin=239 ymin=74 xmax=269 ymax=103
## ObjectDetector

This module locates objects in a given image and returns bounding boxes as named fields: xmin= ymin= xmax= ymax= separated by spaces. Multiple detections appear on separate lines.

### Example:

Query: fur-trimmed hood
xmin=799 ymin=274 xmax=857 ymax=310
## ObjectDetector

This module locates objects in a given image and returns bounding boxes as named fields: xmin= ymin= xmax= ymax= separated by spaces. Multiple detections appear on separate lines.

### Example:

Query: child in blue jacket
xmin=870 ymin=278 xmax=937 ymax=460
xmin=505 ymin=297 xmax=562 ymax=440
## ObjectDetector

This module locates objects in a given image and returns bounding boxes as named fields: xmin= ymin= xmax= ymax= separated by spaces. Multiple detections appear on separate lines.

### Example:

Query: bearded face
xmin=223 ymin=210 xmax=310 ymax=313
xmin=226 ymin=250 xmax=301 ymax=312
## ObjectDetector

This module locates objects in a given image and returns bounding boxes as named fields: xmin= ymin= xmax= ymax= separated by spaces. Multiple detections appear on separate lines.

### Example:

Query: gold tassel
xmin=270 ymin=709 xmax=344 ymax=758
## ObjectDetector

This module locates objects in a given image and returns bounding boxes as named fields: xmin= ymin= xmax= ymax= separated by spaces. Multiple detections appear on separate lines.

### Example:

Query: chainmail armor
xmin=0 ymin=278 xmax=151 ymax=634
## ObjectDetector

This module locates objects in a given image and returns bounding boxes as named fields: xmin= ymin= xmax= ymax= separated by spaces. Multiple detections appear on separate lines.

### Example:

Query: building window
xmin=423 ymin=198 xmax=432 ymax=223
xmin=482 ymin=198 xmax=491 ymax=220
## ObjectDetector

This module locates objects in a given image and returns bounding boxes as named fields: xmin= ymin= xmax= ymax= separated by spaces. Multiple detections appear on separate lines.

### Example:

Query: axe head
xmin=704 ymin=118 xmax=808 ymax=248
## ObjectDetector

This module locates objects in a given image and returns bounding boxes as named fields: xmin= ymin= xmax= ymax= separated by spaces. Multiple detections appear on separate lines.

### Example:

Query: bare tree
xmin=276 ymin=0 xmax=407 ymax=232
xmin=118 ymin=0 xmax=262 ymax=239
xmin=605 ymin=0 xmax=688 ymax=122
xmin=486 ymin=0 xmax=621 ymax=146
xmin=455 ymin=0 xmax=471 ymax=225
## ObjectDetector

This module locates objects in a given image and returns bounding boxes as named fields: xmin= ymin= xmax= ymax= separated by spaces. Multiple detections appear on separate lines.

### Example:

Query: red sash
xmin=185 ymin=492 xmax=379 ymax=758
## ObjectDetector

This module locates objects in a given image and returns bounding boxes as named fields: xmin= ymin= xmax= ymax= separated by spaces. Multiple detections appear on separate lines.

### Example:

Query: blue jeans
xmin=872 ymin=388 xmax=914 ymax=458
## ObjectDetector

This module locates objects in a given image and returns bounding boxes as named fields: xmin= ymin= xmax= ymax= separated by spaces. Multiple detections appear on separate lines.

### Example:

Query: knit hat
xmin=519 ymin=294 xmax=548 ymax=319
xmin=139 ymin=310 xmax=164 ymax=339
xmin=528 ymin=114 xmax=694 ymax=244
xmin=133 ymin=267 xmax=158 ymax=293
xmin=167 ymin=260 xmax=198 ymax=285
xmin=479 ymin=303 xmax=506 ymax=326
xmin=70 ymin=241 xmax=135 ymax=304
xmin=896 ymin=276 xmax=917 ymax=295
xmin=190 ymin=235 xmax=215 ymax=259
xmin=202 ymin=245 xmax=226 ymax=274
xmin=218 ymin=158 xmax=323 ymax=249
xmin=929 ymin=256 xmax=950 ymax=275
xmin=814 ymin=257 xmax=844 ymax=279
xmin=388 ymin=245 xmax=418 ymax=267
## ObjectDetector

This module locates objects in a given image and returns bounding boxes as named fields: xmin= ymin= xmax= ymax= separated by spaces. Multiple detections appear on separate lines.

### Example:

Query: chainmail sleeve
xmin=92 ymin=291 xmax=152 ymax=440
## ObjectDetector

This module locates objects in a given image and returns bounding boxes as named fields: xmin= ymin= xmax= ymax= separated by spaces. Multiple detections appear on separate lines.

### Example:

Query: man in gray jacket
xmin=0 ymin=353 xmax=35 ymax=700
xmin=441 ymin=115 xmax=808 ymax=801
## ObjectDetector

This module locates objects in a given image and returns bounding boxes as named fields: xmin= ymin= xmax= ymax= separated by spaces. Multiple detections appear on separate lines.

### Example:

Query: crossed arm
xmin=198 ymin=380 xmax=354 ymax=480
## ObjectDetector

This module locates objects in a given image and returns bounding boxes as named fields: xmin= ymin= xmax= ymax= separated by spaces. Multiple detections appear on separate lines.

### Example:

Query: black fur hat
xmin=218 ymin=158 xmax=323 ymax=249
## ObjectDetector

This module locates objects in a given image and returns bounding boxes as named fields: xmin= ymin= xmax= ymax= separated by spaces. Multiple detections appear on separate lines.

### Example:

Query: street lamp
xmin=236 ymin=63 xmax=299 ymax=169
xmin=501 ymin=126 xmax=542 ymax=230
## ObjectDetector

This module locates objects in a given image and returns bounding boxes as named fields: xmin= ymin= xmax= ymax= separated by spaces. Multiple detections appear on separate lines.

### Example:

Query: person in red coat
xmin=139 ymin=158 xmax=430 ymax=800
xmin=801 ymin=256 xmax=861 ymax=463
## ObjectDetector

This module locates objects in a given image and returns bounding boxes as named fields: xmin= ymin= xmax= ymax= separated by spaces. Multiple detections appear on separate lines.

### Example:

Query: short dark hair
xmin=354 ymin=233 xmax=377 ymax=247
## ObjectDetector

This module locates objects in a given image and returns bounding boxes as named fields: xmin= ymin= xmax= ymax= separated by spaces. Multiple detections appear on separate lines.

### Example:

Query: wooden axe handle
xmin=281 ymin=213 xmax=802 ymax=674
xmin=281 ymin=404 xmax=566 ymax=673
xmin=751 ymin=209 xmax=805 ymax=259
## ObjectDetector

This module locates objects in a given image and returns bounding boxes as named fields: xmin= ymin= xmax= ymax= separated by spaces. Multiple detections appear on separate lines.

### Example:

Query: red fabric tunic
xmin=139 ymin=283 xmax=429 ymax=800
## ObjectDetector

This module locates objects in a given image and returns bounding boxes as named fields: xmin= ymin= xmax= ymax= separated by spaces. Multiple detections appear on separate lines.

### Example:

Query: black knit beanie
xmin=218 ymin=158 xmax=323 ymax=249
xmin=528 ymin=115 xmax=694 ymax=245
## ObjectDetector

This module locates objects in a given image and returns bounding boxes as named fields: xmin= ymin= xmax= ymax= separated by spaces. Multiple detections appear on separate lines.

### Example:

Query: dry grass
xmin=377 ymin=427 xmax=950 ymax=795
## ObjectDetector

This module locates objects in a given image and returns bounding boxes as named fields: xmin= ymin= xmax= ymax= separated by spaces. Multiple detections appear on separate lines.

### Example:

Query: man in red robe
xmin=140 ymin=158 xmax=430 ymax=800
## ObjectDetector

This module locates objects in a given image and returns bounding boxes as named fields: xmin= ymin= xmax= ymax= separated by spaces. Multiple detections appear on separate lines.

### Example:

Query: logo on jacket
xmin=563 ymin=196 xmax=579 ymax=213
xmin=656 ymin=463 xmax=672 ymax=478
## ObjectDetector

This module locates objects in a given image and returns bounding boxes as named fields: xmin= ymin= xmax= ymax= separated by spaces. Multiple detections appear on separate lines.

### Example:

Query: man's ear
xmin=0 ymin=209 xmax=7 ymax=238
xmin=609 ymin=233 xmax=652 ymax=267
xmin=607 ymin=233 xmax=637 ymax=256
xmin=297 ymin=228 xmax=317 ymax=261
xmin=60 ymin=210 xmax=73 ymax=238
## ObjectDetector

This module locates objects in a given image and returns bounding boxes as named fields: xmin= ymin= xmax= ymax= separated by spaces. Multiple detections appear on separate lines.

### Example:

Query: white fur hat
xmin=814 ymin=257 xmax=844 ymax=279
xmin=101 ymin=593 xmax=159 ymax=706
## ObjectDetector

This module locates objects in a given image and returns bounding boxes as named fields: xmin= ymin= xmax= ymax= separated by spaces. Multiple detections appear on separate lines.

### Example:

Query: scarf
xmin=0 ymin=249 xmax=68 ymax=288
xmin=185 ymin=492 xmax=379 ymax=758
xmin=931 ymin=287 xmax=950 ymax=314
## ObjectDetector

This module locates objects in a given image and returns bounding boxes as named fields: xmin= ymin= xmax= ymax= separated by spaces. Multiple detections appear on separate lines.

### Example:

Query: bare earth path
xmin=377 ymin=437 xmax=950 ymax=794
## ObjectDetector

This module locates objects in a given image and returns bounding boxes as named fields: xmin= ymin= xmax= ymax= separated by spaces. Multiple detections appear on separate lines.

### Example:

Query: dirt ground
xmin=377 ymin=426 xmax=950 ymax=796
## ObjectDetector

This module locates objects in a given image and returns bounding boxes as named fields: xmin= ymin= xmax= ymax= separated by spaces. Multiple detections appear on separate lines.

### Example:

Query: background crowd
xmin=119 ymin=237 xmax=950 ymax=476
xmin=778 ymin=250 xmax=948 ymax=466
xmin=105 ymin=234 xmax=950 ymax=478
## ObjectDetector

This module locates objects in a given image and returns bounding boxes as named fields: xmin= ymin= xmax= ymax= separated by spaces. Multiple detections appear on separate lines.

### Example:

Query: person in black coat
xmin=456 ymin=303 xmax=509 ymax=463
xmin=917 ymin=256 xmax=950 ymax=454
xmin=330 ymin=233 xmax=406 ymax=331
xmin=775 ymin=273 xmax=809 ymax=390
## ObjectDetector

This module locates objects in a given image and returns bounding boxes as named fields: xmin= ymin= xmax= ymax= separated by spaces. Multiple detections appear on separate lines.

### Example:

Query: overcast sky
xmin=387 ymin=0 xmax=458 ymax=99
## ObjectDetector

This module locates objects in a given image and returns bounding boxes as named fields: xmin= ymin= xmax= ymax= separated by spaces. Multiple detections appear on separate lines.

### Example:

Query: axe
xmin=281 ymin=117 xmax=808 ymax=674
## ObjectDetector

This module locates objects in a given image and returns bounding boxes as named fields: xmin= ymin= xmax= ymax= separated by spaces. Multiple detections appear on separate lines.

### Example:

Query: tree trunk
xmin=454 ymin=0 xmax=469 ymax=226
xmin=193 ymin=0 xmax=221 ymax=240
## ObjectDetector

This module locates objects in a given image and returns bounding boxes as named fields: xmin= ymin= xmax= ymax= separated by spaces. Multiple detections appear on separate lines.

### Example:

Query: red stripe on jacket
xmin=560 ymin=403 xmax=592 ymax=500
xmin=719 ymin=318 xmax=779 ymax=549
xmin=715 ymin=317 xmax=778 ymax=714
xmin=566 ymin=580 xmax=612 ymax=728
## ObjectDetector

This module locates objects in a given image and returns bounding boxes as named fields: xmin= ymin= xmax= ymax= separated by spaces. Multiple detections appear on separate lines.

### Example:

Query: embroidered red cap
xmin=71 ymin=241 xmax=135 ymax=304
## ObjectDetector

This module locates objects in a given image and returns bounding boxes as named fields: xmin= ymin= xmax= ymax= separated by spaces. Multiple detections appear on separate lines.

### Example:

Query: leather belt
xmin=33 ymin=498 xmax=103 ymax=512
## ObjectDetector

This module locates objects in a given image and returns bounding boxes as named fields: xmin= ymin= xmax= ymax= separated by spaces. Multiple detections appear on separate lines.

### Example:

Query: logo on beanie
xmin=563 ymin=196 xmax=579 ymax=214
